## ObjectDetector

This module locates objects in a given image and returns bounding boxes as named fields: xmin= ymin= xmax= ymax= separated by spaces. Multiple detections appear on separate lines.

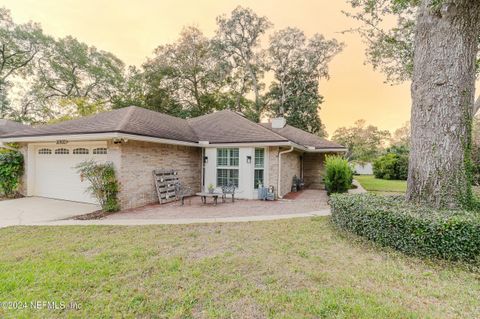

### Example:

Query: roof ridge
xmin=284 ymin=124 xmax=331 ymax=141
xmin=116 ymin=106 xmax=137 ymax=131
xmin=222 ymin=111 xmax=288 ymax=141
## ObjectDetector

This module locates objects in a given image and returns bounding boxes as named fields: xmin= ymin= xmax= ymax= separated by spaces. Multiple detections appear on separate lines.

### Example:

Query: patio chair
xmin=221 ymin=183 xmax=236 ymax=203
xmin=174 ymin=182 xmax=193 ymax=206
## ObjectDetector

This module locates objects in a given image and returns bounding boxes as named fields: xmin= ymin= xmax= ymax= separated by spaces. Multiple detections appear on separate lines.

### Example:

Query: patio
xmin=103 ymin=189 xmax=329 ymax=220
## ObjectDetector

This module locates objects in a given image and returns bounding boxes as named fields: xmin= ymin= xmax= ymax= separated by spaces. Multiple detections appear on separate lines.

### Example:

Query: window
xmin=73 ymin=148 xmax=89 ymax=155
xmin=216 ymin=148 xmax=239 ymax=187
xmin=254 ymin=148 xmax=265 ymax=189
xmin=217 ymin=148 xmax=239 ymax=167
xmin=217 ymin=169 xmax=239 ymax=187
xmin=93 ymin=148 xmax=107 ymax=155
xmin=54 ymin=148 xmax=69 ymax=155
xmin=38 ymin=148 xmax=52 ymax=155
xmin=254 ymin=169 xmax=264 ymax=189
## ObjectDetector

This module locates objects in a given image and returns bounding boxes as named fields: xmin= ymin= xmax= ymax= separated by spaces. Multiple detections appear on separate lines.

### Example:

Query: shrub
xmin=0 ymin=151 xmax=24 ymax=198
xmin=330 ymin=194 xmax=480 ymax=261
xmin=373 ymin=153 xmax=408 ymax=180
xmin=76 ymin=160 xmax=120 ymax=212
xmin=324 ymin=155 xmax=353 ymax=194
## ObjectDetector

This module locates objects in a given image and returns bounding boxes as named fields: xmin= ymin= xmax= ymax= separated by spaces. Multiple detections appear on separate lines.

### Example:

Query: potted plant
xmin=207 ymin=183 xmax=215 ymax=194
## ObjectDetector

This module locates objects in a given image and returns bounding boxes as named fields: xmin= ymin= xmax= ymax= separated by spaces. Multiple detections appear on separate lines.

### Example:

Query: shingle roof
xmin=188 ymin=110 xmax=288 ymax=144
xmin=1 ymin=106 xmax=198 ymax=142
xmin=0 ymin=106 xmax=344 ymax=150
xmin=260 ymin=123 xmax=345 ymax=149
xmin=0 ymin=119 xmax=29 ymax=136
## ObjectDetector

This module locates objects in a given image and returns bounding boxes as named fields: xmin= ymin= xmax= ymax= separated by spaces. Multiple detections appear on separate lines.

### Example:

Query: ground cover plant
xmin=331 ymin=194 xmax=480 ymax=261
xmin=0 ymin=219 xmax=479 ymax=318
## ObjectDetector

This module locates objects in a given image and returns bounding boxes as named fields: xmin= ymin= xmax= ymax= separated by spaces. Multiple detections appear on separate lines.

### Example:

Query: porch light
xmin=204 ymin=156 xmax=208 ymax=164
xmin=246 ymin=156 xmax=252 ymax=164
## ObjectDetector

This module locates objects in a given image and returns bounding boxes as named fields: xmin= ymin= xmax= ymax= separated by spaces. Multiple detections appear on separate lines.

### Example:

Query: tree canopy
xmin=0 ymin=6 xmax=342 ymax=132
xmin=332 ymin=119 xmax=391 ymax=162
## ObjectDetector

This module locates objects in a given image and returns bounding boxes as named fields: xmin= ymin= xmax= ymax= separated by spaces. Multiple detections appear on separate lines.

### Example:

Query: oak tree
xmin=347 ymin=0 xmax=480 ymax=208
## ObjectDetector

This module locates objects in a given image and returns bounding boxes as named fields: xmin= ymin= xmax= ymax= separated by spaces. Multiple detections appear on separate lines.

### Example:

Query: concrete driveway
xmin=0 ymin=197 xmax=99 ymax=227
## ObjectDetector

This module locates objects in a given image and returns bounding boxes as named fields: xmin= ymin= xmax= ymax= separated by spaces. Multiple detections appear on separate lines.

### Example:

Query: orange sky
xmin=2 ymin=0 xmax=414 ymax=136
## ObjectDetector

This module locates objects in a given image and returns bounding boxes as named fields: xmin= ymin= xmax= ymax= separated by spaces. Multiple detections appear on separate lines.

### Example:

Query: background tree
xmin=143 ymin=26 xmax=229 ymax=118
xmin=346 ymin=0 xmax=480 ymax=208
xmin=266 ymin=27 xmax=343 ymax=136
xmin=390 ymin=121 xmax=410 ymax=148
xmin=0 ymin=8 xmax=45 ymax=118
xmin=28 ymin=36 xmax=125 ymax=121
xmin=215 ymin=6 xmax=272 ymax=122
xmin=332 ymin=119 xmax=391 ymax=162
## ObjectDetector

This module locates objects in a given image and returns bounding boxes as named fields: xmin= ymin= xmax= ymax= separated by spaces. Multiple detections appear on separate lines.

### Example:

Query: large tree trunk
xmin=407 ymin=0 xmax=480 ymax=208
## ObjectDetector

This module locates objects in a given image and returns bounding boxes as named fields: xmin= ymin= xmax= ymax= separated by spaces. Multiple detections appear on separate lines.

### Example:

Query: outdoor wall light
xmin=246 ymin=156 xmax=252 ymax=164
xmin=204 ymin=156 xmax=208 ymax=164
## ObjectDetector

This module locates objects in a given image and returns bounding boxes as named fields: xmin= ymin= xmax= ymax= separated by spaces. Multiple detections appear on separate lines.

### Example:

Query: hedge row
xmin=330 ymin=194 xmax=480 ymax=261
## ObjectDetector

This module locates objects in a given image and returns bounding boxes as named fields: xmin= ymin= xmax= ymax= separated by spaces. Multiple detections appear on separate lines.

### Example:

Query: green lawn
xmin=0 ymin=219 xmax=479 ymax=318
xmin=355 ymin=175 xmax=407 ymax=193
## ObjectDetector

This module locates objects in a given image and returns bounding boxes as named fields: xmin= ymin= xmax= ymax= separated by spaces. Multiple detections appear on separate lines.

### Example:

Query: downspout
xmin=277 ymin=146 xmax=294 ymax=199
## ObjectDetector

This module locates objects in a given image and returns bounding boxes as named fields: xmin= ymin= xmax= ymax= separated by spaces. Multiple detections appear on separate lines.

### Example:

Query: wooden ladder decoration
xmin=153 ymin=169 xmax=179 ymax=204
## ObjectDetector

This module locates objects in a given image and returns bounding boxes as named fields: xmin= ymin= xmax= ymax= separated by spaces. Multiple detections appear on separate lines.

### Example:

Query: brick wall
xmin=268 ymin=146 xmax=301 ymax=198
xmin=303 ymin=153 xmax=326 ymax=189
xmin=280 ymin=150 xmax=301 ymax=197
xmin=18 ymin=143 xmax=28 ymax=196
xmin=118 ymin=141 xmax=202 ymax=209
xmin=268 ymin=146 xmax=279 ymax=195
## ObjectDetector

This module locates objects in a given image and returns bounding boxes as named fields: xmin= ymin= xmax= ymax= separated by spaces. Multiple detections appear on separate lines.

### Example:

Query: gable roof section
xmin=188 ymin=110 xmax=287 ymax=144
xmin=260 ymin=123 xmax=345 ymax=150
xmin=0 ymin=119 xmax=29 ymax=136
xmin=1 ymin=106 xmax=199 ymax=143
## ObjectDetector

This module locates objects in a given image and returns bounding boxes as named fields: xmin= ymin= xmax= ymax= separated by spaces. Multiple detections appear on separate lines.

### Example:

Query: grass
xmin=355 ymin=175 xmax=407 ymax=194
xmin=0 ymin=219 xmax=479 ymax=318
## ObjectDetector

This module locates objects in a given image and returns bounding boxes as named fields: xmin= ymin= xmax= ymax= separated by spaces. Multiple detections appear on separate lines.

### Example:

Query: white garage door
xmin=33 ymin=144 xmax=108 ymax=204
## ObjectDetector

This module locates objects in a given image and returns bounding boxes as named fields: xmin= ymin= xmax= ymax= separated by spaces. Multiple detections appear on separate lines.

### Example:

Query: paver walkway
xmin=1 ymin=189 xmax=331 ymax=226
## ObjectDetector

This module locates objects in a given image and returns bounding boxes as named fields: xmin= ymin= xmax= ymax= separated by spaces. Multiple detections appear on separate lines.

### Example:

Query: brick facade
xmin=18 ymin=143 xmax=28 ymax=196
xmin=303 ymin=153 xmax=326 ymax=189
xmin=268 ymin=146 xmax=302 ymax=198
xmin=117 ymin=141 xmax=202 ymax=209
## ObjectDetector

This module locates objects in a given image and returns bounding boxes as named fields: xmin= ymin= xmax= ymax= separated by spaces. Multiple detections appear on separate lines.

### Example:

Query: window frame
xmin=38 ymin=148 xmax=52 ymax=155
xmin=73 ymin=148 xmax=89 ymax=155
xmin=54 ymin=148 xmax=69 ymax=155
xmin=254 ymin=148 xmax=265 ymax=189
xmin=93 ymin=147 xmax=107 ymax=155
xmin=216 ymin=148 xmax=240 ymax=187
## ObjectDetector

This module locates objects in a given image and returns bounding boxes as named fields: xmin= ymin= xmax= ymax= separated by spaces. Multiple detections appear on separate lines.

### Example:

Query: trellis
xmin=153 ymin=169 xmax=179 ymax=204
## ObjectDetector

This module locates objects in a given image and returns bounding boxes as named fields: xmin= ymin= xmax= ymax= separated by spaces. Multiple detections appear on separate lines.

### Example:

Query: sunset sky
xmin=2 ymin=0 xmax=414 ymax=136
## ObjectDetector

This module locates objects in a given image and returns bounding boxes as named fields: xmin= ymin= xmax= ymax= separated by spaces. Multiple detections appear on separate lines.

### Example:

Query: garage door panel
xmin=33 ymin=145 xmax=107 ymax=204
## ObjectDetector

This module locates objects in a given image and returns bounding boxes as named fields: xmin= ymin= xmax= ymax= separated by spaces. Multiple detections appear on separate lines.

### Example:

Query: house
xmin=0 ymin=119 xmax=29 ymax=150
xmin=353 ymin=162 xmax=373 ymax=175
xmin=0 ymin=119 xmax=29 ymax=135
xmin=0 ymin=106 xmax=346 ymax=209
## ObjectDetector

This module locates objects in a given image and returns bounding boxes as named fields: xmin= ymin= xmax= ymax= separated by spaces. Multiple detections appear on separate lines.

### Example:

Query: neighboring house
xmin=353 ymin=162 xmax=373 ymax=175
xmin=0 ymin=106 xmax=346 ymax=210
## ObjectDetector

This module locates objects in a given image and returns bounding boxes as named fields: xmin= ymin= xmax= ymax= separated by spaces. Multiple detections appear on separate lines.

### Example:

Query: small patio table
xmin=196 ymin=192 xmax=222 ymax=205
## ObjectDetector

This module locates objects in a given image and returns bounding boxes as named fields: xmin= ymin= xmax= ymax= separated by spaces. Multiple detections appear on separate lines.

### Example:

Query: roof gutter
xmin=0 ymin=132 xmax=201 ymax=147
xmin=277 ymin=146 xmax=294 ymax=199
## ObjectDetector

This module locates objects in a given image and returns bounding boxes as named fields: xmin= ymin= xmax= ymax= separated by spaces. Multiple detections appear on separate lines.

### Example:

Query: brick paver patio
xmin=105 ymin=189 xmax=329 ymax=220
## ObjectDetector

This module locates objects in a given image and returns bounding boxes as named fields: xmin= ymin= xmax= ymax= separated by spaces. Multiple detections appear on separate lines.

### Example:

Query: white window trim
xmin=254 ymin=148 xmax=265 ymax=189
xmin=216 ymin=148 xmax=240 ymax=187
